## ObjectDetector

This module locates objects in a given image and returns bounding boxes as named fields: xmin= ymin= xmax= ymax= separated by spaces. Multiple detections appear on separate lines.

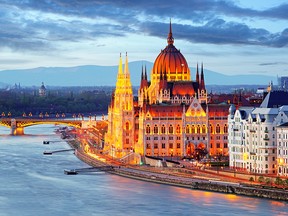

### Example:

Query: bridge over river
xmin=0 ymin=118 xmax=82 ymax=135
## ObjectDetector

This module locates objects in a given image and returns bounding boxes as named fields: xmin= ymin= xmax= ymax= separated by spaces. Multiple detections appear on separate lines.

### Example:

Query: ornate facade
xmin=105 ymin=22 xmax=229 ymax=161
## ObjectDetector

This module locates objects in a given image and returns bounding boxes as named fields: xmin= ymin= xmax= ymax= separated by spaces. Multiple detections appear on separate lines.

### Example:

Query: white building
xmin=228 ymin=91 xmax=288 ymax=175
xmin=228 ymin=105 xmax=253 ymax=171
xmin=276 ymin=112 xmax=288 ymax=177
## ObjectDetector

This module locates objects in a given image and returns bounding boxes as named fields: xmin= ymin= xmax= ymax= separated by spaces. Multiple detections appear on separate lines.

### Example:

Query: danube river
xmin=0 ymin=125 xmax=287 ymax=216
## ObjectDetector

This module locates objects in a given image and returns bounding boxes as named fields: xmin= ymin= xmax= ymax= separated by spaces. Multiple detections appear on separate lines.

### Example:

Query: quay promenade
xmin=64 ymin=136 xmax=288 ymax=201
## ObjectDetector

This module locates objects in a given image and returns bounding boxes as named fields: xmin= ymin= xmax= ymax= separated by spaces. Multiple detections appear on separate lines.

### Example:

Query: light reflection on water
xmin=0 ymin=125 xmax=287 ymax=216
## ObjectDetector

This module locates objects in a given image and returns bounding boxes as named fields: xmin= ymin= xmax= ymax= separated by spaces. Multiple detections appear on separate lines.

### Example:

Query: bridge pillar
xmin=11 ymin=127 xmax=24 ymax=135
xmin=11 ymin=119 xmax=24 ymax=135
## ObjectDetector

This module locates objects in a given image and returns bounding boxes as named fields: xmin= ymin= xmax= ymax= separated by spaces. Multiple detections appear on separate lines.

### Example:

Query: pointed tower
xmin=167 ymin=19 xmax=174 ymax=45
xmin=105 ymin=53 xmax=134 ymax=157
xmin=196 ymin=63 xmax=200 ymax=84
xmin=200 ymin=63 xmax=205 ymax=90
xmin=138 ymin=65 xmax=149 ymax=107
xmin=198 ymin=63 xmax=207 ymax=104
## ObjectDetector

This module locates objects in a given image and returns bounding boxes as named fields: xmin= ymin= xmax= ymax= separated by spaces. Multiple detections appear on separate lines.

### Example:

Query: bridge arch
xmin=0 ymin=118 xmax=82 ymax=135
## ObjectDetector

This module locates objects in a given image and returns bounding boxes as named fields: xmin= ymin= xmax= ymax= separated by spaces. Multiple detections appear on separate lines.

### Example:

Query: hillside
xmin=0 ymin=61 xmax=276 ymax=87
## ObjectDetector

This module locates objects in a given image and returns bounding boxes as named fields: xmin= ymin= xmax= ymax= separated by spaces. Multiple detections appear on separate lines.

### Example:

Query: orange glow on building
xmin=105 ymin=22 xmax=230 ymax=163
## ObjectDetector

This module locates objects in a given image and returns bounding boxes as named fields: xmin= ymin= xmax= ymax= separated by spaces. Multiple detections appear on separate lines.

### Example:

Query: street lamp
xmin=234 ymin=157 xmax=236 ymax=177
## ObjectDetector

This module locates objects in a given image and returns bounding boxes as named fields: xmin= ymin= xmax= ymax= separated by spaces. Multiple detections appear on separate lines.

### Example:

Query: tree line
xmin=0 ymin=88 xmax=111 ymax=117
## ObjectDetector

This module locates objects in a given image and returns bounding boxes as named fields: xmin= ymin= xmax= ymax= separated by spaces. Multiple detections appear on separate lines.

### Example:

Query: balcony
xmin=250 ymin=129 xmax=256 ymax=133
xmin=263 ymin=137 xmax=269 ymax=141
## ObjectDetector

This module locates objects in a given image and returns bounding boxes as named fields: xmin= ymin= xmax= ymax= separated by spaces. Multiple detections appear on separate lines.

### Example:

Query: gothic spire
xmin=118 ymin=53 xmax=123 ymax=75
xmin=124 ymin=52 xmax=129 ymax=75
xmin=167 ymin=19 xmax=174 ymax=45
xmin=200 ymin=62 xmax=205 ymax=90
xmin=196 ymin=63 xmax=199 ymax=84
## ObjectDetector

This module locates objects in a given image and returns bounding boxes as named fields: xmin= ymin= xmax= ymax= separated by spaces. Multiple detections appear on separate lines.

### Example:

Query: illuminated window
xmin=169 ymin=124 xmax=173 ymax=134
xmin=161 ymin=124 xmax=166 ymax=134
xmin=154 ymin=143 xmax=158 ymax=149
xmin=210 ymin=124 xmax=213 ymax=133
xmin=126 ymin=138 xmax=129 ymax=144
xmin=202 ymin=125 xmax=206 ymax=133
xmin=125 ymin=122 xmax=129 ymax=130
xmin=154 ymin=124 xmax=159 ymax=134
xmin=186 ymin=125 xmax=190 ymax=134
xmin=224 ymin=124 xmax=228 ymax=133
xmin=216 ymin=124 xmax=220 ymax=133
xmin=191 ymin=125 xmax=195 ymax=133
xmin=177 ymin=143 xmax=180 ymax=148
xmin=169 ymin=143 xmax=173 ymax=148
xmin=146 ymin=125 xmax=151 ymax=134
xmin=197 ymin=125 xmax=201 ymax=133
xmin=146 ymin=143 xmax=151 ymax=149
xmin=176 ymin=124 xmax=181 ymax=134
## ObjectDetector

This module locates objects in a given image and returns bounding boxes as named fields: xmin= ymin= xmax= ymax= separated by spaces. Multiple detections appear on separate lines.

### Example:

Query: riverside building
xmin=105 ymin=22 xmax=230 ymax=163
xmin=228 ymin=90 xmax=288 ymax=175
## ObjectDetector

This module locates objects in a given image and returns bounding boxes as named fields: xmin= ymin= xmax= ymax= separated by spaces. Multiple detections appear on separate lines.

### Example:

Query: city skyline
xmin=0 ymin=0 xmax=287 ymax=76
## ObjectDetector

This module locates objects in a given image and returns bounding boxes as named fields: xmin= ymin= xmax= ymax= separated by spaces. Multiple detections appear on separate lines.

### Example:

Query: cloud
xmin=142 ymin=20 xmax=288 ymax=48
xmin=0 ymin=0 xmax=287 ymax=53
xmin=259 ymin=62 xmax=288 ymax=66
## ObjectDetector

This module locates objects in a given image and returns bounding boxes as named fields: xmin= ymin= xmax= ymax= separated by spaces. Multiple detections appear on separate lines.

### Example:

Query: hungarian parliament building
xmin=104 ymin=22 xmax=288 ymax=177
xmin=105 ymin=22 xmax=230 ymax=160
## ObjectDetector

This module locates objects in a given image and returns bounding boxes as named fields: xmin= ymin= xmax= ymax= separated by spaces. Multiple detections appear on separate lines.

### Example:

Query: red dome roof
xmin=152 ymin=22 xmax=190 ymax=81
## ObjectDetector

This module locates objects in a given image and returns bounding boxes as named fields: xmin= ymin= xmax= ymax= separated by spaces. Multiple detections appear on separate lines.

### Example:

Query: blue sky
xmin=0 ymin=0 xmax=287 ymax=76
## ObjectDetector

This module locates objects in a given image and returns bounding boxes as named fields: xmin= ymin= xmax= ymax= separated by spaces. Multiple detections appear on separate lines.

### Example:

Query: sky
xmin=0 ymin=0 xmax=287 ymax=76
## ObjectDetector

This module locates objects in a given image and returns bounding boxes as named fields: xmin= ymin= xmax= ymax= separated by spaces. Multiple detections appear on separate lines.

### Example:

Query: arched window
xmin=202 ymin=125 xmax=206 ymax=134
xmin=176 ymin=124 xmax=181 ymax=134
xmin=169 ymin=124 xmax=173 ymax=134
xmin=197 ymin=125 xmax=201 ymax=134
xmin=224 ymin=124 xmax=228 ymax=133
xmin=125 ymin=122 xmax=129 ymax=131
xmin=210 ymin=124 xmax=213 ymax=133
xmin=146 ymin=125 xmax=151 ymax=134
xmin=191 ymin=125 xmax=195 ymax=133
xmin=154 ymin=124 xmax=158 ymax=134
xmin=216 ymin=124 xmax=220 ymax=134
xmin=161 ymin=124 xmax=166 ymax=134
xmin=186 ymin=125 xmax=190 ymax=134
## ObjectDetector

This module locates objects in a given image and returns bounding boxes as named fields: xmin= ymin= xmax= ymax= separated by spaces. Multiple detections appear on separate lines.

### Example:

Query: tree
xmin=275 ymin=177 xmax=283 ymax=185
xmin=258 ymin=176 xmax=264 ymax=183
xmin=265 ymin=178 xmax=271 ymax=185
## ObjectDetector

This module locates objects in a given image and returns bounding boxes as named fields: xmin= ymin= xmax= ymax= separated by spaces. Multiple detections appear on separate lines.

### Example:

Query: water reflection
xmin=0 ymin=126 xmax=287 ymax=216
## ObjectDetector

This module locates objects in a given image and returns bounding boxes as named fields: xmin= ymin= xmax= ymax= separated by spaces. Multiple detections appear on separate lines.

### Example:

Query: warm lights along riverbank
xmin=66 ymin=139 xmax=288 ymax=202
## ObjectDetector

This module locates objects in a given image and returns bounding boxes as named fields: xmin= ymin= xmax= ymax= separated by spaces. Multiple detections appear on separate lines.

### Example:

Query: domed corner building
xmin=104 ymin=21 xmax=230 ymax=164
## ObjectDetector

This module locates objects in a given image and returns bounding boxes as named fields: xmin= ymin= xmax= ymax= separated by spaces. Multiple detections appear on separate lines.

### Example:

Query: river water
xmin=0 ymin=125 xmax=287 ymax=216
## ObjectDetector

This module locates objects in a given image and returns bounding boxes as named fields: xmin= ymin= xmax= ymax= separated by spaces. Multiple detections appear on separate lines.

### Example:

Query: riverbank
xmin=66 ymin=138 xmax=288 ymax=202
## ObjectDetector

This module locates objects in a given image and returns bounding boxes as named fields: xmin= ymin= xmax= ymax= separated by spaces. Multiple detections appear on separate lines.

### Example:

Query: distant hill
xmin=0 ymin=61 xmax=276 ymax=87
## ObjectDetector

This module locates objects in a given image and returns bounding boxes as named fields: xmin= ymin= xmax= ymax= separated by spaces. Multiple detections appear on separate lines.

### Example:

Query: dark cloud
xmin=259 ymin=62 xmax=288 ymax=66
xmin=142 ymin=20 xmax=288 ymax=48
xmin=0 ymin=0 xmax=287 ymax=52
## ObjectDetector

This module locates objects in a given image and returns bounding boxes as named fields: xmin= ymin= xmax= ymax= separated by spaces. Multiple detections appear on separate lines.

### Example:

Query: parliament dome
xmin=152 ymin=22 xmax=190 ymax=82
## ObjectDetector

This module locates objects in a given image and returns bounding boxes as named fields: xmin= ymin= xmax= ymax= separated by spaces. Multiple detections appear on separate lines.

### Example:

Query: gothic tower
xmin=105 ymin=53 xmax=134 ymax=157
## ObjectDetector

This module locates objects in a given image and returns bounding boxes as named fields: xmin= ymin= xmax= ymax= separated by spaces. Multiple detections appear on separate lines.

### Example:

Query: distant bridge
xmin=0 ymin=118 xmax=82 ymax=135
